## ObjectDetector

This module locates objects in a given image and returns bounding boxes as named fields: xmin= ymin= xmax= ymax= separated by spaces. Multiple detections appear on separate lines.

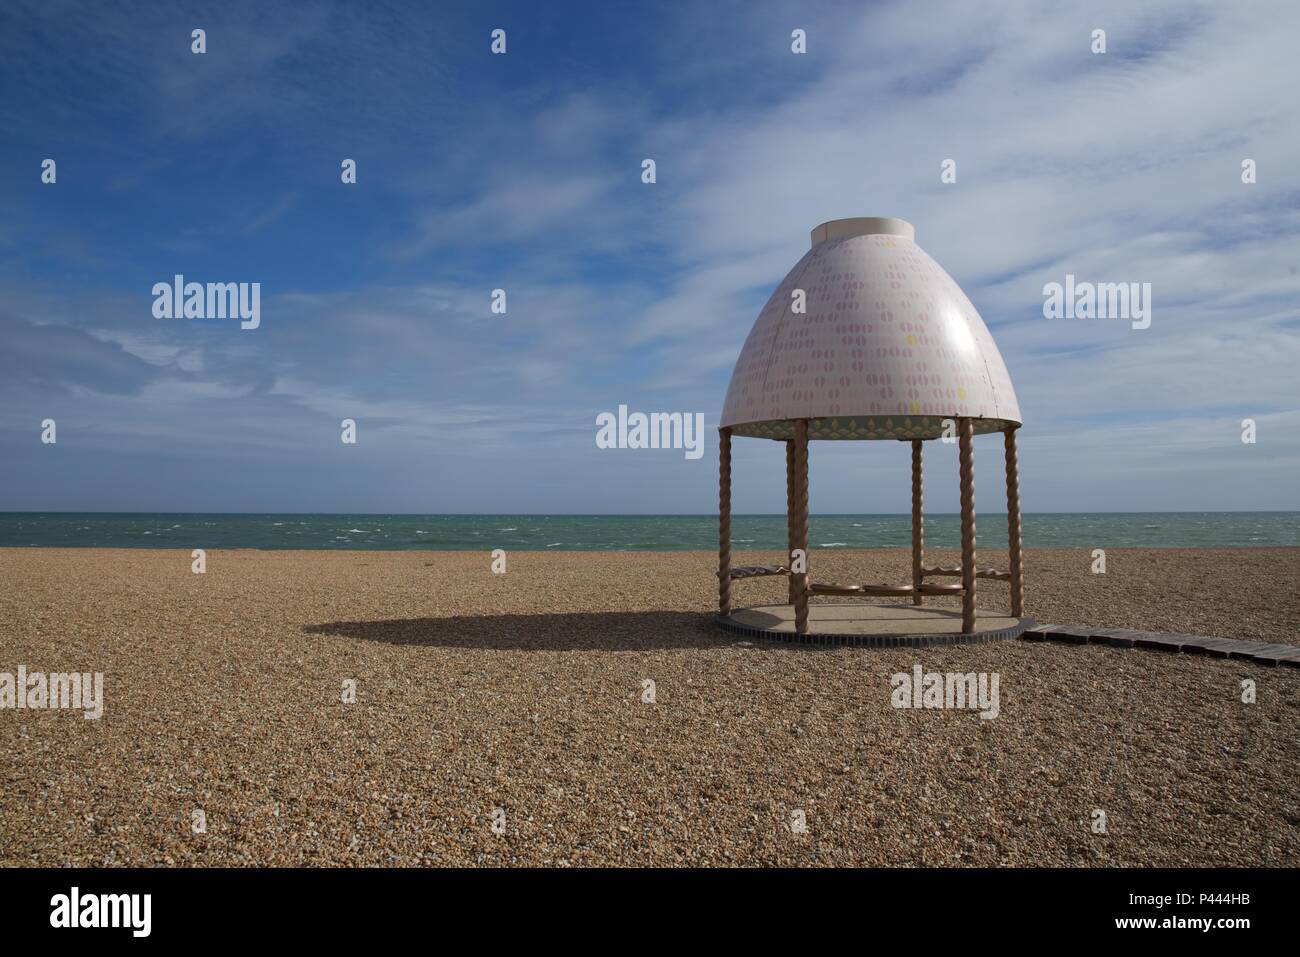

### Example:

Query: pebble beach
xmin=1 ymin=546 xmax=1297 ymax=867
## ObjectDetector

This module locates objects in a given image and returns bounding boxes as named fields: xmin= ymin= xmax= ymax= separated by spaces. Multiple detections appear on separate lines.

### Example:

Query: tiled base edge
xmin=713 ymin=613 xmax=1036 ymax=648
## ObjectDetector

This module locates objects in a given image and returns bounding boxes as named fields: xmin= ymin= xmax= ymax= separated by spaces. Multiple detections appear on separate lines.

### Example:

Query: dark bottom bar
xmin=0 ymin=866 xmax=1279 ymax=942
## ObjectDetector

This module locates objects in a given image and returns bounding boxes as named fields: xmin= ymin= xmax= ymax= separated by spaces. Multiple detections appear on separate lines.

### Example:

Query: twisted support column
xmin=1004 ymin=425 xmax=1024 ymax=617
xmin=718 ymin=427 xmax=732 ymax=616
xmin=958 ymin=418 xmax=977 ymax=634
xmin=785 ymin=439 xmax=796 ymax=604
xmin=911 ymin=439 xmax=924 ymax=606
xmin=792 ymin=419 xmax=810 ymax=635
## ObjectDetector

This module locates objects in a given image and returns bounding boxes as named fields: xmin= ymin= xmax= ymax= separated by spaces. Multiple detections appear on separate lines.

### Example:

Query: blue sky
xmin=2 ymin=0 xmax=1297 ymax=513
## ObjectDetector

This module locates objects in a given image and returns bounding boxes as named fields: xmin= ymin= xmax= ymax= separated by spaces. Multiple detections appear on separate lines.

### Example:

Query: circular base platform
xmin=716 ymin=602 xmax=1035 ymax=647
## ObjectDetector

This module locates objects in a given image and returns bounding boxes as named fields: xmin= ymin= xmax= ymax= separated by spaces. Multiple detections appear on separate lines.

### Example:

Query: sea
xmin=0 ymin=513 xmax=1295 ymax=550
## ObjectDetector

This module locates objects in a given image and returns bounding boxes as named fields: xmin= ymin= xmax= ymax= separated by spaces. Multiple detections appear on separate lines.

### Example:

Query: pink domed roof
xmin=720 ymin=218 xmax=1021 ymax=441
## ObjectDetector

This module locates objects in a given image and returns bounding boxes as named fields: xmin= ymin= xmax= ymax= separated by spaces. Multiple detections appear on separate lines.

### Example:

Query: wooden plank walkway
xmin=1023 ymin=624 xmax=1300 ymax=667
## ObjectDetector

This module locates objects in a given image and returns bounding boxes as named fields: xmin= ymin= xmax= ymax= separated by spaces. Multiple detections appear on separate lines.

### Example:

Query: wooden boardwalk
xmin=1023 ymin=624 xmax=1300 ymax=667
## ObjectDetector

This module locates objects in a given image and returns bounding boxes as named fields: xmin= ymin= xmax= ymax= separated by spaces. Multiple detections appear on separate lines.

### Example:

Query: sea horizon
xmin=2 ymin=511 xmax=1296 ymax=550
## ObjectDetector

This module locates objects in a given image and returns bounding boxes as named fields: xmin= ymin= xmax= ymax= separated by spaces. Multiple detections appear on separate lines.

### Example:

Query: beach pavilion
xmin=715 ymin=217 xmax=1032 ymax=645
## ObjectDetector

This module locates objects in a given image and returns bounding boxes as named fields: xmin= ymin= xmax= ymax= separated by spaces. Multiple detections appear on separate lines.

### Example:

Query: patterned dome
xmin=720 ymin=218 xmax=1021 ymax=440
